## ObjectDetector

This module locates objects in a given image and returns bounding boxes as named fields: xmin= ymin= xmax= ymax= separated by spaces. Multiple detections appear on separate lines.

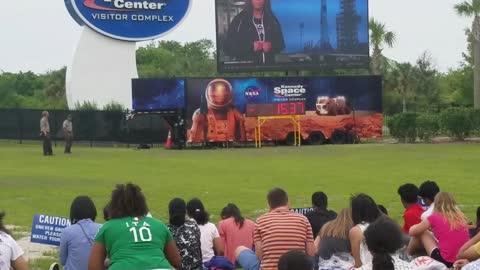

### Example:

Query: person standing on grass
xmin=0 ymin=212 xmax=28 ymax=270
xmin=63 ymin=114 xmax=73 ymax=154
xmin=59 ymin=196 xmax=102 ymax=270
xmin=40 ymin=110 xmax=53 ymax=156
xmin=88 ymin=183 xmax=181 ymax=270
xmin=236 ymin=188 xmax=315 ymax=270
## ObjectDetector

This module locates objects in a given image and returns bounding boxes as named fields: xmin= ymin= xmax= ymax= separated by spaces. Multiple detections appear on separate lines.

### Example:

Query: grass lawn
xmin=1 ymin=141 xmax=479 ymax=229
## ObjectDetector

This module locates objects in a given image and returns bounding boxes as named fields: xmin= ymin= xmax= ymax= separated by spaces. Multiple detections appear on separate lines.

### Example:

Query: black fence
xmin=0 ymin=109 xmax=172 ymax=144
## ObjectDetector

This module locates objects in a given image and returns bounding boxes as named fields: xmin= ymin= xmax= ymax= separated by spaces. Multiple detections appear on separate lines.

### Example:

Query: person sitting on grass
xmin=349 ymin=194 xmax=382 ymax=268
xmin=418 ymin=181 xmax=440 ymax=220
xmin=398 ymin=183 xmax=425 ymax=234
xmin=0 ymin=212 xmax=28 ymax=270
xmin=315 ymin=208 xmax=354 ymax=269
xmin=88 ymin=183 xmax=181 ymax=270
xmin=187 ymin=198 xmax=224 ymax=266
xmin=305 ymin=191 xmax=337 ymax=239
xmin=219 ymin=203 xmax=255 ymax=265
xmin=408 ymin=192 xmax=469 ymax=268
xmin=358 ymin=217 xmax=413 ymax=270
xmin=59 ymin=196 xmax=102 ymax=270
xmin=168 ymin=198 xmax=203 ymax=270
xmin=468 ymin=207 xmax=480 ymax=238
xmin=235 ymin=188 xmax=315 ymax=270
xmin=453 ymin=230 xmax=480 ymax=269
xmin=377 ymin=205 xmax=388 ymax=216
xmin=278 ymin=250 xmax=313 ymax=270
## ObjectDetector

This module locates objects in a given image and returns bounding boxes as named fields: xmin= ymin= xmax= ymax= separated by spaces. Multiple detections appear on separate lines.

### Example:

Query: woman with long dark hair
xmin=187 ymin=198 xmax=224 ymax=265
xmin=167 ymin=198 xmax=203 ymax=270
xmin=88 ymin=183 xmax=181 ymax=270
xmin=349 ymin=194 xmax=382 ymax=268
xmin=0 ymin=212 xmax=28 ymax=270
xmin=224 ymin=0 xmax=285 ymax=65
xmin=218 ymin=203 xmax=255 ymax=264
xmin=59 ymin=196 xmax=101 ymax=270
xmin=360 ymin=218 xmax=413 ymax=270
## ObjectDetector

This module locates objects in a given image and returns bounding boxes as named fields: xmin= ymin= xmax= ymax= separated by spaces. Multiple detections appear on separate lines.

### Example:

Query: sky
xmin=0 ymin=0 xmax=471 ymax=73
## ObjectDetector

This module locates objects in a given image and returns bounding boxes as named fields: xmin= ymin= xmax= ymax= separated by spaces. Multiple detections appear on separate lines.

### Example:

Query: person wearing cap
xmin=40 ymin=110 xmax=53 ymax=156
xmin=63 ymin=114 xmax=73 ymax=154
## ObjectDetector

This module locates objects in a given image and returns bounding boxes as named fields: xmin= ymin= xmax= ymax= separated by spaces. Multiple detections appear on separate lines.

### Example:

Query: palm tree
xmin=385 ymin=63 xmax=416 ymax=113
xmin=455 ymin=0 xmax=480 ymax=108
xmin=369 ymin=18 xmax=397 ymax=75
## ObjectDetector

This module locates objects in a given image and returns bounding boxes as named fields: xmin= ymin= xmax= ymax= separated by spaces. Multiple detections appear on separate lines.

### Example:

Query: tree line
xmin=0 ymin=0 xmax=478 ymax=115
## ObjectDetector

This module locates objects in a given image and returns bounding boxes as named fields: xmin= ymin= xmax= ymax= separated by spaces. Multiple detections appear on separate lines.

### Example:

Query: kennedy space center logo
xmin=83 ymin=0 xmax=167 ymax=12
xmin=67 ymin=0 xmax=191 ymax=41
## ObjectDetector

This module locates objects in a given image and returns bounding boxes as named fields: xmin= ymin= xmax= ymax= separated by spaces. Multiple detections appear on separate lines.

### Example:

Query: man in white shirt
xmin=418 ymin=181 xmax=440 ymax=220
xmin=63 ymin=114 xmax=73 ymax=154
xmin=40 ymin=111 xmax=53 ymax=156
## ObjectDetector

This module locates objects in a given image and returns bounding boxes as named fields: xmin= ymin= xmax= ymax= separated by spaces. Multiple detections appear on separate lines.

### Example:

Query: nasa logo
xmin=244 ymin=86 xmax=261 ymax=102
xmin=67 ymin=0 xmax=191 ymax=41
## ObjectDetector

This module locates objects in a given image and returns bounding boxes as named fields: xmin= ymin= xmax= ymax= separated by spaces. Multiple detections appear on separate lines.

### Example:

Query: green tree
xmin=369 ymin=18 xmax=397 ymax=75
xmin=387 ymin=63 xmax=416 ymax=113
xmin=455 ymin=0 xmax=480 ymax=108
xmin=413 ymin=52 xmax=441 ymax=111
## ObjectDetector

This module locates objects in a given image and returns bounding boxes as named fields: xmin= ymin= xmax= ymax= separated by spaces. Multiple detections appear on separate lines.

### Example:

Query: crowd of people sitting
xmin=1 ymin=180 xmax=480 ymax=270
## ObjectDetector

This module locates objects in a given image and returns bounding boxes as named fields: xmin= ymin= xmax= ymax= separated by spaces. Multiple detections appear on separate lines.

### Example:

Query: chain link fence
xmin=0 ymin=109 xmax=171 ymax=145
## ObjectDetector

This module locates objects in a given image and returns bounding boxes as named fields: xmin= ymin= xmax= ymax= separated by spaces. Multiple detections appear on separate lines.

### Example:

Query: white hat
xmin=411 ymin=257 xmax=447 ymax=270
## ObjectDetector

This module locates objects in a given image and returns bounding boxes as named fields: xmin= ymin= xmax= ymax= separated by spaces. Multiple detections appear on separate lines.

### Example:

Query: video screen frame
xmin=214 ymin=0 xmax=371 ymax=73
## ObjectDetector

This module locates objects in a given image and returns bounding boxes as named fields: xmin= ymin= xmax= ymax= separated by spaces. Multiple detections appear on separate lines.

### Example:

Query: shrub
xmin=74 ymin=100 xmax=98 ymax=111
xmin=387 ymin=113 xmax=417 ymax=143
xmin=416 ymin=114 xmax=440 ymax=142
xmin=103 ymin=101 xmax=126 ymax=112
xmin=469 ymin=109 xmax=480 ymax=134
xmin=439 ymin=107 xmax=473 ymax=141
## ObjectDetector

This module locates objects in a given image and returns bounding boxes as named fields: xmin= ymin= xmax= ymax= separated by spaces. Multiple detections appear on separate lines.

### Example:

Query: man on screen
xmin=224 ymin=0 xmax=285 ymax=65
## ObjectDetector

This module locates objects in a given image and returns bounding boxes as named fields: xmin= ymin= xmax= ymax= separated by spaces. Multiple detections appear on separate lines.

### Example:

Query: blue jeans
xmin=237 ymin=249 xmax=260 ymax=270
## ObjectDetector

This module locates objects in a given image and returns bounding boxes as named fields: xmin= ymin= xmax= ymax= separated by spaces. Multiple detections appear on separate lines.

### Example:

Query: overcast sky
xmin=0 ymin=0 xmax=471 ymax=73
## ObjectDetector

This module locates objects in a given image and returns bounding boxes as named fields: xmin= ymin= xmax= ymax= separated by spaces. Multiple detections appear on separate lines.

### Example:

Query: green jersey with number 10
xmin=95 ymin=216 xmax=173 ymax=270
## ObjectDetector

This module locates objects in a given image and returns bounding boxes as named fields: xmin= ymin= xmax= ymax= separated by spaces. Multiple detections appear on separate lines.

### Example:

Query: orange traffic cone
xmin=165 ymin=130 xmax=172 ymax=149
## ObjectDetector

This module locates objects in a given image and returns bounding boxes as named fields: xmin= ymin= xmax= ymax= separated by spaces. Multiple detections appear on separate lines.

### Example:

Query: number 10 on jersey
xmin=129 ymin=226 xmax=152 ymax=242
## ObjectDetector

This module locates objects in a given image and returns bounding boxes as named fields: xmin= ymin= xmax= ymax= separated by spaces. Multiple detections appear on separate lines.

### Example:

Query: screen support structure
xmin=254 ymin=115 xmax=301 ymax=148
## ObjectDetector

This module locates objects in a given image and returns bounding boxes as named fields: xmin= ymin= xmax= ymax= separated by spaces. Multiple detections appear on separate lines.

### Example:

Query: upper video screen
xmin=215 ymin=0 xmax=369 ymax=73
xmin=132 ymin=79 xmax=185 ymax=111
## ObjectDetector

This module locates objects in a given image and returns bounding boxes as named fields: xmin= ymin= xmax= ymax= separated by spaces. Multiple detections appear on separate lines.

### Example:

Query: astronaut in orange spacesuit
xmin=189 ymin=79 xmax=246 ymax=143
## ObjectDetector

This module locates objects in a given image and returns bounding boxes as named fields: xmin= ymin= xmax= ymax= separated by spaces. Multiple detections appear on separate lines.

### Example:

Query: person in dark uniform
xmin=40 ymin=111 xmax=53 ymax=156
xmin=224 ymin=0 xmax=285 ymax=65
xmin=173 ymin=115 xmax=186 ymax=150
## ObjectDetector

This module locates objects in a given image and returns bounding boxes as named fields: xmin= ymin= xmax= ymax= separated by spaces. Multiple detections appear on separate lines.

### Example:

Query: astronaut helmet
xmin=205 ymin=79 xmax=234 ymax=110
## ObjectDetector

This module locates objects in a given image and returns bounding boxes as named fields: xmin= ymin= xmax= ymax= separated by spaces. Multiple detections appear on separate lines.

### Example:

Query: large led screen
xmin=215 ymin=0 xmax=369 ymax=72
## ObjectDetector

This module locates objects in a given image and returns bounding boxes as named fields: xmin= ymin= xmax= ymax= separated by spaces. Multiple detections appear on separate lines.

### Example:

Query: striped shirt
xmin=254 ymin=207 xmax=314 ymax=270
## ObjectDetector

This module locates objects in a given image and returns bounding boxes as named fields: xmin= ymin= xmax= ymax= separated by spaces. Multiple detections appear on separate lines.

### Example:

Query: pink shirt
xmin=428 ymin=212 xmax=469 ymax=263
xmin=218 ymin=217 xmax=255 ymax=263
